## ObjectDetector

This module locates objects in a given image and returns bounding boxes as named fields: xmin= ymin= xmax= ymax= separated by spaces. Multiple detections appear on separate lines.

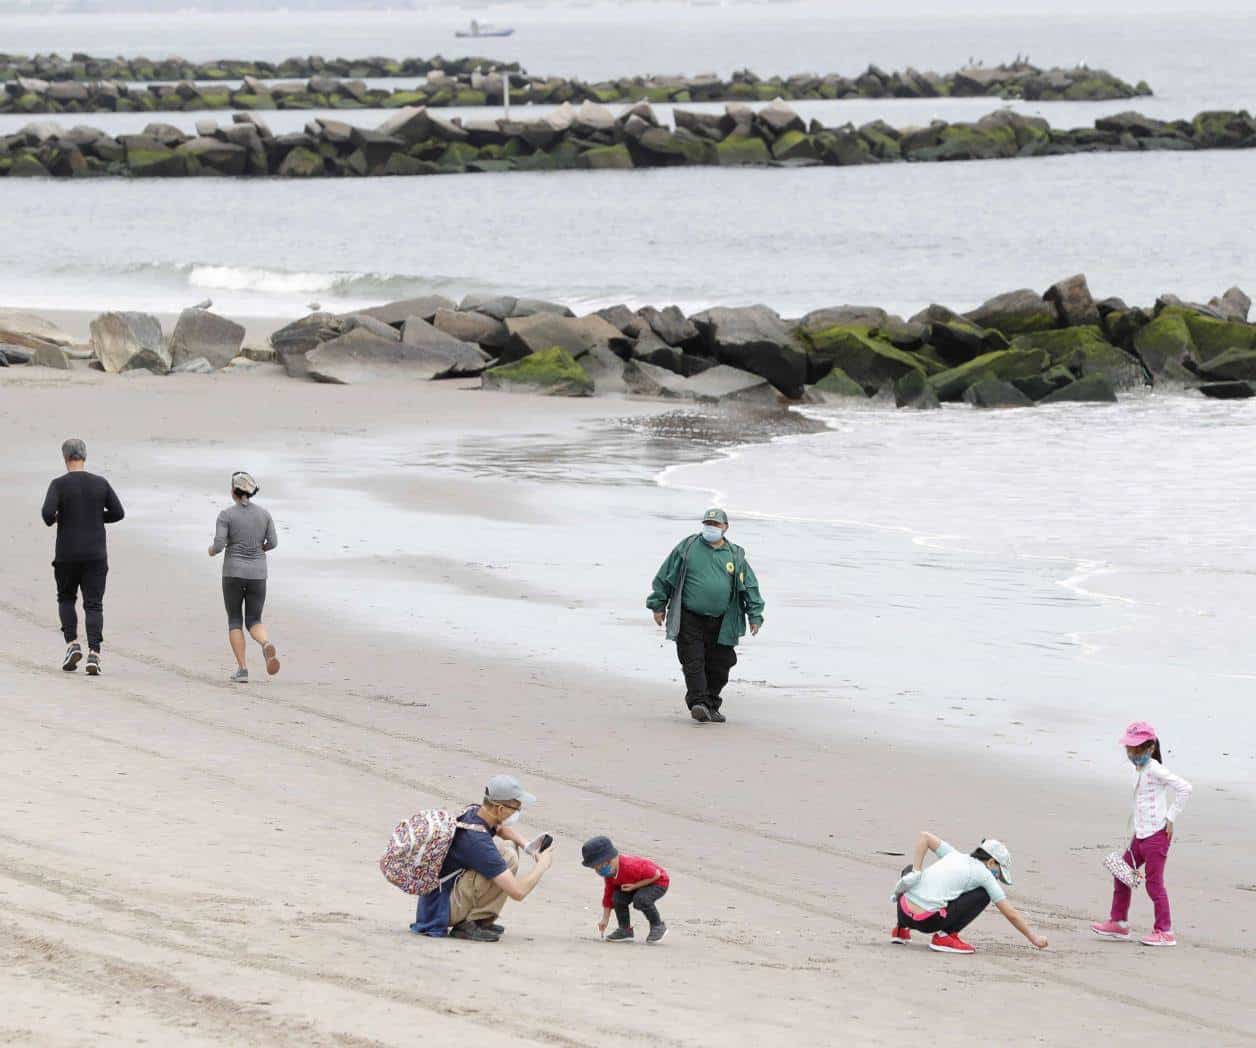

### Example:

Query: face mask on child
xmin=701 ymin=524 xmax=724 ymax=544
xmin=1130 ymin=753 xmax=1152 ymax=768
xmin=596 ymin=864 xmax=615 ymax=877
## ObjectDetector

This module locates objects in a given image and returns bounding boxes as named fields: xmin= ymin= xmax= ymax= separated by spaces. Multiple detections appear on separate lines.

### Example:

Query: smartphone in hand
xmin=525 ymin=833 xmax=553 ymax=856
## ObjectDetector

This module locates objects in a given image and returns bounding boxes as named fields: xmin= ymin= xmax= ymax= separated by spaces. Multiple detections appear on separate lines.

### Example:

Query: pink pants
xmin=1109 ymin=828 xmax=1172 ymax=932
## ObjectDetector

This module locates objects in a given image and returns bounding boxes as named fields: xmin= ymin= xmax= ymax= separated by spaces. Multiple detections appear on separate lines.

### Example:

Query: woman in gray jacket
xmin=208 ymin=471 xmax=280 ymax=683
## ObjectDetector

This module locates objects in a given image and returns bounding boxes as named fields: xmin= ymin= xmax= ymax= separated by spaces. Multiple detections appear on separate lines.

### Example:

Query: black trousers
xmin=54 ymin=559 xmax=108 ymax=651
xmin=895 ymin=888 xmax=991 ymax=935
xmin=676 ymin=609 xmax=737 ymax=710
xmin=222 ymin=577 xmax=267 ymax=631
xmin=613 ymin=883 xmax=668 ymax=928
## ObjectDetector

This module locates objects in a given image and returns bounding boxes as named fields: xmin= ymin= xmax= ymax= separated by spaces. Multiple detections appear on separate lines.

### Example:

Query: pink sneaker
xmin=1140 ymin=930 xmax=1176 ymax=947
xmin=1090 ymin=920 xmax=1131 ymax=940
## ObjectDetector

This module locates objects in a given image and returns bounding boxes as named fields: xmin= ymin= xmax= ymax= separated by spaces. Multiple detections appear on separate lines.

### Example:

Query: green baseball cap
xmin=702 ymin=507 xmax=729 ymax=525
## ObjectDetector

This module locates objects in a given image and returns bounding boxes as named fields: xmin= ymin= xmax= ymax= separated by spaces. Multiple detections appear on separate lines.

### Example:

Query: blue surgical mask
xmin=596 ymin=864 xmax=615 ymax=877
xmin=1130 ymin=753 xmax=1151 ymax=768
xmin=701 ymin=524 xmax=724 ymax=544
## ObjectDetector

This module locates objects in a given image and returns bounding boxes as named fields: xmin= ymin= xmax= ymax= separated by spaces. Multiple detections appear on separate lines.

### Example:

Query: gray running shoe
xmin=689 ymin=703 xmax=711 ymax=723
xmin=450 ymin=920 xmax=500 ymax=943
xmin=646 ymin=923 xmax=668 ymax=944
xmin=62 ymin=643 xmax=82 ymax=672
xmin=85 ymin=652 xmax=101 ymax=676
xmin=230 ymin=668 xmax=249 ymax=684
xmin=708 ymin=708 xmax=726 ymax=723
xmin=605 ymin=927 xmax=634 ymax=943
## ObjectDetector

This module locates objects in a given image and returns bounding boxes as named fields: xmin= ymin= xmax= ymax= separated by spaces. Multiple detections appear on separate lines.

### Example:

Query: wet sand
xmin=1 ymin=368 xmax=1254 ymax=1046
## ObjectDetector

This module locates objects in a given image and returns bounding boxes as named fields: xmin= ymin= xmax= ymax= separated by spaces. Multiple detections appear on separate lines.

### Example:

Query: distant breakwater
xmin=5 ymin=276 xmax=1255 ymax=413
xmin=1 ymin=101 xmax=1252 ymax=181
xmin=0 ymin=61 xmax=1150 ymax=117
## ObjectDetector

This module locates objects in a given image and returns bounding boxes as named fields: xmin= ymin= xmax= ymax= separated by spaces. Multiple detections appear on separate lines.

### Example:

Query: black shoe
xmin=85 ymin=652 xmax=101 ymax=676
xmin=450 ymin=920 xmax=500 ymax=942
xmin=708 ymin=708 xmax=726 ymax=723
xmin=477 ymin=920 xmax=505 ymax=935
xmin=689 ymin=703 xmax=711 ymax=723
xmin=62 ymin=643 xmax=82 ymax=672
xmin=605 ymin=927 xmax=634 ymax=942
xmin=646 ymin=923 xmax=668 ymax=944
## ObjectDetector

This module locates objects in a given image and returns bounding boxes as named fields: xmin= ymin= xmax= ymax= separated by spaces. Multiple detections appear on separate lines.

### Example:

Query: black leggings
xmin=613 ymin=884 xmax=668 ymax=928
xmin=222 ymin=577 xmax=266 ymax=631
xmin=895 ymin=888 xmax=991 ymax=935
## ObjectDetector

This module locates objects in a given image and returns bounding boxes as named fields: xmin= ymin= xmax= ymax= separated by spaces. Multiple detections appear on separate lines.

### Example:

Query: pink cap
xmin=1119 ymin=721 xmax=1157 ymax=747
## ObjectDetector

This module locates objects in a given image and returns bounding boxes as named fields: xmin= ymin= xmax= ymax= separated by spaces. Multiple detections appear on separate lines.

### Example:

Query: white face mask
xmin=701 ymin=524 xmax=724 ymax=544
xmin=502 ymin=810 xmax=521 ymax=826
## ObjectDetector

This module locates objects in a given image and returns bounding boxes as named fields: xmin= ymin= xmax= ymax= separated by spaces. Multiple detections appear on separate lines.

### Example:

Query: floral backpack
xmin=379 ymin=808 xmax=486 ymax=895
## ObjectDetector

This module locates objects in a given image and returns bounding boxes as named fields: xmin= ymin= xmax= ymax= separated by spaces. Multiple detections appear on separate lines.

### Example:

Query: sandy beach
xmin=1 ymin=364 xmax=1253 ymax=1046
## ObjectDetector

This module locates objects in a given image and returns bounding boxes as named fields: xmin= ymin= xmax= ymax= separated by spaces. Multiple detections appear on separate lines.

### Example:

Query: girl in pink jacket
xmin=1091 ymin=721 xmax=1192 ymax=947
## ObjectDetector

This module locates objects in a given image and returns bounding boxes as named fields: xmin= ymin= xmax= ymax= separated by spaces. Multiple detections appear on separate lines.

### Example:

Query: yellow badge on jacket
xmin=725 ymin=562 xmax=735 ymax=574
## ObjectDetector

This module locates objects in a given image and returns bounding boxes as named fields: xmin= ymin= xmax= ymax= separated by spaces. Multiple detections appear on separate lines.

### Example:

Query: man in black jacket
xmin=41 ymin=438 xmax=125 ymax=675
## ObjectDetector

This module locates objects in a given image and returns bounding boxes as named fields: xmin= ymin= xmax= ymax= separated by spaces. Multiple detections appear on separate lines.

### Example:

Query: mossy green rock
xmin=1039 ymin=375 xmax=1119 ymax=404
xmin=894 ymin=369 xmax=941 ymax=409
xmin=454 ymin=89 xmax=488 ymax=106
xmin=1183 ymin=312 xmax=1256 ymax=362
xmin=277 ymin=147 xmax=324 ymax=177
xmin=1196 ymin=347 xmax=1256 ymax=381
xmin=439 ymin=141 xmax=479 ymax=168
xmin=1013 ymin=365 xmax=1075 ymax=401
xmin=381 ymin=90 xmax=428 ymax=109
xmin=963 ymin=377 xmax=1033 ymax=408
xmin=1132 ymin=309 xmax=1197 ymax=378
xmin=232 ymin=93 xmax=276 ymax=110
xmin=715 ymin=134 xmax=771 ymax=166
xmin=578 ymin=143 xmax=633 ymax=170
xmin=813 ymin=366 xmax=867 ymax=397
xmin=804 ymin=326 xmax=931 ymax=393
xmin=482 ymin=347 xmax=593 ymax=396
xmin=9 ymin=153 xmax=50 ymax=177
xmin=771 ymin=129 xmax=818 ymax=161
xmin=1011 ymin=326 xmax=1143 ymax=387
xmin=928 ymin=348 xmax=1051 ymax=401
xmin=127 ymin=145 xmax=189 ymax=176
xmin=513 ymin=151 xmax=558 ymax=172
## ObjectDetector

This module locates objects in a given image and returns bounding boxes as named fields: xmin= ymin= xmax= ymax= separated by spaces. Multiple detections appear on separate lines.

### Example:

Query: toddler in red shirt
xmin=581 ymin=835 xmax=669 ymax=944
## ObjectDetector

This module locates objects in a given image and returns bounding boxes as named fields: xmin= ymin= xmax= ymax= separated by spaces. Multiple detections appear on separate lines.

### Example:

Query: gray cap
xmin=484 ymin=773 xmax=536 ymax=806
xmin=981 ymin=838 xmax=1013 ymax=886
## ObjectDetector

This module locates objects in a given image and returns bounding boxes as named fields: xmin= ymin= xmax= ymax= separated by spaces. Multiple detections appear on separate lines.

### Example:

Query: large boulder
xmin=683 ymin=364 xmax=778 ymax=405
xmin=1038 ymin=375 xmax=1118 ymax=404
xmin=804 ymin=325 xmax=929 ymax=393
xmin=177 ymin=136 xmax=247 ymax=175
xmin=691 ymin=305 xmax=807 ymax=396
xmin=340 ymin=314 xmax=401 ymax=341
xmin=928 ymin=348 xmax=1050 ymax=401
xmin=912 ymin=305 xmax=1009 ymax=364
xmin=1196 ymin=347 xmax=1256 ymax=381
xmin=1207 ymin=286 xmax=1251 ymax=322
xmin=399 ymin=316 xmax=492 ymax=376
xmin=270 ymin=312 xmax=341 ymax=377
xmin=963 ymin=289 xmax=1057 ymax=337
xmin=0 ymin=309 xmax=74 ymax=351
xmin=580 ymin=344 xmax=629 ymax=394
xmin=1044 ymin=274 xmax=1100 ymax=327
xmin=894 ymin=369 xmax=941 ymax=410
xmin=433 ymin=307 xmax=509 ymax=349
xmin=360 ymin=294 xmax=456 ymax=326
xmin=305 ymin=326 xmax=481 ymax=383
xmin=375 ymin=106 xmax=433 ymax=145
xmin=1198 ymin=380 xmax=1256 ymax=399
xmin=90 ymin=311 xmax=169 ymax=373
xmin=1131 ymin=308 xmax=1198 ymax=379
xmin=1182 ymin=312 xmax=1256 ymax=362
xmin=798 ymin=305 xmax=888 ymax=334
xmin=811 ymin=367 xmax=867 ymax=399
xmin=963 ymin=377 xmax=1034 ymax=408
xmin=1010 ymin=326 xmax=1144 ymax=387
xmin=503 ymin=313 xmax=624 ymax=362
xmin=168 ymin=308 xmax=244 ymax=369
xmin=481 ymin=347 xmax=593 ymax=396
xmin=622 ymin=359 xmax=695 ymax=399
xmin=639 ymin=305 xmax=700 ymax=348
xmin=31 ymin=343 xmax=71 ymax=370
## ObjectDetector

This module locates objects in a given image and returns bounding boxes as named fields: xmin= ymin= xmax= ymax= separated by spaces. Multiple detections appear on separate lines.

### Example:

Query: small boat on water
xmin=456 ymin=19 xmax=515 ymax=38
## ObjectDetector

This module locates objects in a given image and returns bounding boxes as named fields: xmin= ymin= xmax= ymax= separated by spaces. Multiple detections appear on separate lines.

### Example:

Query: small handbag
xmin=1103 ymin=847 xmax=1142 ymax=889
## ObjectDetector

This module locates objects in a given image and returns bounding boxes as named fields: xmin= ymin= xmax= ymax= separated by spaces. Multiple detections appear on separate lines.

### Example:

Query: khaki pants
xmin=448 ymin=841 xmax=518 ymax=927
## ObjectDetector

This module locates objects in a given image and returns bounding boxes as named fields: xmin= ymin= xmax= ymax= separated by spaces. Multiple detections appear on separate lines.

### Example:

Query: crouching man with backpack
xmin=395 ymin=775 xmax=554 ymax=943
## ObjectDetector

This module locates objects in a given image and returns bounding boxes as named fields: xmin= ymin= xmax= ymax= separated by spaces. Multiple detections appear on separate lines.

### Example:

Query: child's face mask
xmin=596 ymin=864 xmax=615 ymax=877
xmin=1130 ymin=752 xmax=1152 ymax=768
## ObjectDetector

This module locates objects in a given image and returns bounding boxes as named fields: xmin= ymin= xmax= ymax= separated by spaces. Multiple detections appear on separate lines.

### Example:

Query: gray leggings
xmin=222 ymin=576 xmax=266 ymax=631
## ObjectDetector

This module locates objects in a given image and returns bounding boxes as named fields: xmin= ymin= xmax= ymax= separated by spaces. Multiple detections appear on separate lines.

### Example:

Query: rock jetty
xmin=0 ymin=61 xmax=1149 ymax=115
xmin=2 ymin=103 xmax=1252 ymax=180
xmin=6 ymin=280 xmax=1255 ymax=411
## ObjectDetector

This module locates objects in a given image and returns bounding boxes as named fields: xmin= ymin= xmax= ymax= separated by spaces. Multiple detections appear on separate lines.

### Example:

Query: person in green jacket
xmin=646 ymin=508 xmax=765 ymax=723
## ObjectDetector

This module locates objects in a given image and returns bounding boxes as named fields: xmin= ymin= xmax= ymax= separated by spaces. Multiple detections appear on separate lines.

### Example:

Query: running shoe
xmin=708 ymin=708 xmax=727 ymax=723
xmin=230 ymin=668 xmax=249 ymax=684
xmin=1140 ymin=930 xmax=1176 ymax=947
xmin=1090 ymin=920 xmax=1131 ymax=941
xmin=929 ymin=933 xmax=975 ymax=954
xmin=890 ymin=926 xmax=912 ymax=944
xmin=646 ymin=923 xmax=668 ymax=944
xmin=62 ymin=643 xmax=82 ymax=672
xmin=263 ymin=642 xmax=280 ymax=676
xmin=689 ymin=703 xmax=711 ymax=723
xmin=605 ymin=927 xmax=635 ymax=943
xmin=85 ymin=652 xmax=101 ymax=676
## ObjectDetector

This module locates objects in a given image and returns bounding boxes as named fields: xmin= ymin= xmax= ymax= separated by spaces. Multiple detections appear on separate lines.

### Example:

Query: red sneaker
xmin=929 ymin=932 xmax=975 ymax=954
xmin=890 ymin=926 xmax=911 ymax=944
